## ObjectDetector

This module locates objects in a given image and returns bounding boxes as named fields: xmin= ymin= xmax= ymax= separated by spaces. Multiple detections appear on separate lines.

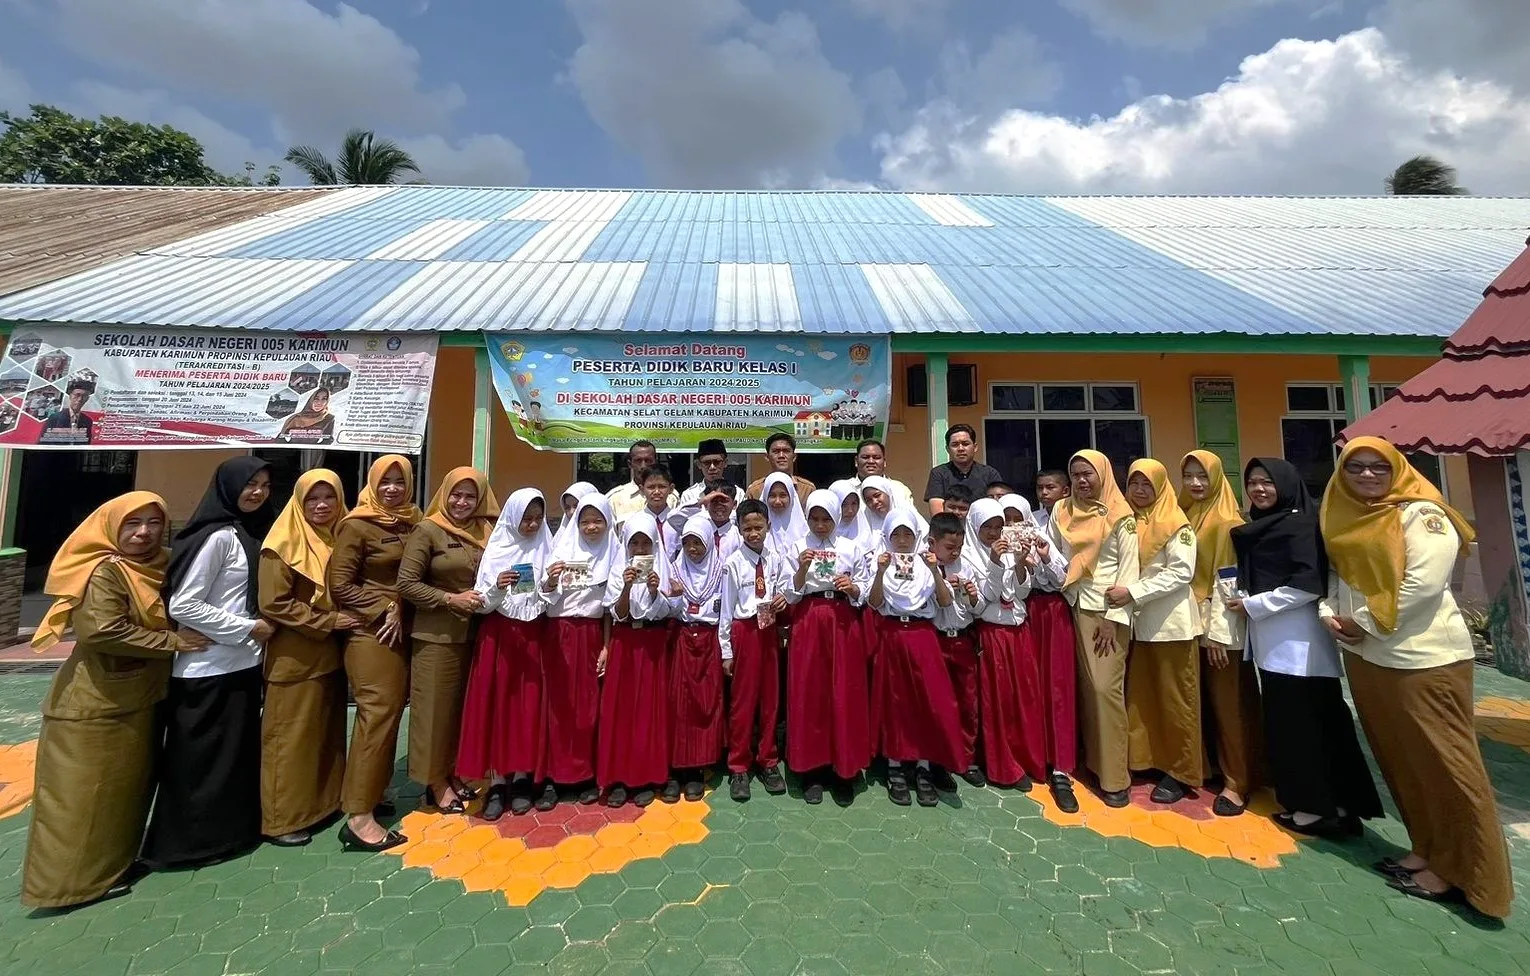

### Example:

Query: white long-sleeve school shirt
xmin=167 ymin=526 xmax=262 ymax=679
xmin=717 ymin=545 xmax=786 ymax=661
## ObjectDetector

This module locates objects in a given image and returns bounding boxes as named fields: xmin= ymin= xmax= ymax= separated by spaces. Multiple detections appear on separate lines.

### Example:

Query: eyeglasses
xmin=1343 ymin=462 xmax=1393 ymax=476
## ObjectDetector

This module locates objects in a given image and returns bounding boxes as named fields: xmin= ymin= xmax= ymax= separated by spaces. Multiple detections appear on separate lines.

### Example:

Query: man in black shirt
xmin=925 ymin=424 xmax=1002 ymax=514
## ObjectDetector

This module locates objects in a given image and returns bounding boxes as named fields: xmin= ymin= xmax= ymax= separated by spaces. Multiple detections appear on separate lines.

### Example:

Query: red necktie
xmin=754 ymin=555 xmax=766 ymax=598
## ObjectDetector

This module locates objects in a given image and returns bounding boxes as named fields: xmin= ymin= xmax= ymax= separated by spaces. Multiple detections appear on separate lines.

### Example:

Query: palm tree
xmin=1384 ymin=155 xmax=1467 ymax=196
xmin=284 ymin=128 xmax=420 ymax=185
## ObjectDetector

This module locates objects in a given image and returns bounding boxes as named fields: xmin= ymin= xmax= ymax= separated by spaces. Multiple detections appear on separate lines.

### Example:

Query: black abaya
xmin=1259 ymin=670 xmax=1383 ymax=820
xmin=141 ymin=665 xmax=264 ymax=868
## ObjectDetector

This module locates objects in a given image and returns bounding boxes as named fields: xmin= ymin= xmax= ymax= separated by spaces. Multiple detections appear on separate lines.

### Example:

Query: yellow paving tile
xmin=628 ymin=833 xmax=676 ymax=859
xmin=553 ymin=835 xmax=599 ymax=862
xmin=596 ymin=823 xmax=642 ymax=847
xmin=669 ymin=821 xmax=709 ymax=844
xmin=542 ymin=861 xmax=594 ymax=890
xmin=0 ymin=739 xmax=38 ymax=819
xmin=501 ymin=875 xmax=546 ymax=907
xmin=420 ymin=815 xmax=470 ymax=842
xmin=509 ymin=848 xmax=558 ymax=875
xmin=636 ymin=805 xmax=675 ymax=829
xmin=588 ymin=846 xmax=634 ymax=873
xmin=478 ymin=838 xmax=529 ymax=865
xmin=669 ymin=800 xmax=709 ymax=821
xmin=435 ymin=852 xmax=484 ymax=877
xmin=459 ymin=861 xmax=515 ymax=893
xmin=451 ymin=825 xmax=500 ymax=853
xmin=401 ymin=840 xmax=452 ymax=869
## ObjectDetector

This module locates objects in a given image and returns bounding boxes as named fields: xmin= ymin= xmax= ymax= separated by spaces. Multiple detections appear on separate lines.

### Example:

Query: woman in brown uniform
xmin=398 ymin=467 xmax=499 ymax=813
xmin=1321 ymin=437 xmax=1513 ymax=917
xmin=259 ymin=469 xmax=362 ymax=846
xmin=330 ymin=455 xmax=422 ymax=851
xmin=21 ymin=492 xmax=211 ymax=909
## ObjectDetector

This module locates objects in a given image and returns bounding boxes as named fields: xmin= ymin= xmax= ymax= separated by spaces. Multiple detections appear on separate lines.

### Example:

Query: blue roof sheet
xmin=1 ymin=186 xmax=1528 ymax=337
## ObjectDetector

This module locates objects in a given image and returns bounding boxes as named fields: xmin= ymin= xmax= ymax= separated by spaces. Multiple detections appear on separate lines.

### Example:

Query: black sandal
xmin=424 ymin=787 xmax=465 ymax=815
xmin=1387 ymin=874 xmax=1462 ymax=903
xmin=914 ymin=769 xmax=939 ymax=807
xmin=1374 ymin=857 xmax=1422 ymax=879
xmin=886 ymin=768 xmax=912 ymax=806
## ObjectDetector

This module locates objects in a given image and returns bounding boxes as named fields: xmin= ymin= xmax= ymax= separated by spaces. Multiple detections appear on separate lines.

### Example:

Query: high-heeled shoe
xmin=424 ymin=787 xmax=465 ymax=814
xmin=449 ymin=777 xmax=481 ymax=802
xmin=339 ymin=823 xmax=407 ymax=852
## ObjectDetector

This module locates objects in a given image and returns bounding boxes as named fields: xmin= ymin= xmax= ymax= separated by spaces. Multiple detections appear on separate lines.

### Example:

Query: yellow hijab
xmin=1320 ymin=436 xmax=1473 ymax=633
xmin=261 ymin=469 xmax=349 ymax=611
xmin=34 ymin=490 xmax=171 ymax=650
xmin=424 ymin=466 xmax=501 ymax=548
xmin=1054 ymin=449 xmax=1135 ymax=587
xmin=1179 ymin=450 xmax=1245 ymax=601
xmin=342 ymin=454 xmax=423 ymax=529
xmin=1129 ymin=459 xmax=1191 ymax=567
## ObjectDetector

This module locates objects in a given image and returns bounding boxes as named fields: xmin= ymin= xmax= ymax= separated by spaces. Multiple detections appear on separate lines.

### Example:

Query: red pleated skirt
xmin=977 ymin=622 xmax=1047 ymax=786
xmin=1028 ymin=591 xmax=1079 ymax=773
xmin=869 ymin=616 xmax=965 ymax=770
xmin=596 ymin=622 xmax=673 ymax=789
xmin=670 ymin=623 xmax=725 ymax=769
xmin=786 ymin=595 xmax=871 ymax=779
xmin=544 ymin=616 xmax=602 ymax=785
xmin=456 ymin=614 xmax=545 ymax=780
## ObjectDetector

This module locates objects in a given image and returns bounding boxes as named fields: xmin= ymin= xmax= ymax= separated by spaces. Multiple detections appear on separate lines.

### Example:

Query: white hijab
xmin=879 ymin=509 xmax=936 ymax=615
xmin=606 ymin=510 xmax=673 ymax=617
xmin=761 ymin=471 xmax=807 ymax=556
xmin=551 ymin=480 xmax=598 ymax=549
xmin=672 ymin=512 xmax=726 ymax=610
xmin=962 ymin=498 xmax=1009 ymax=576
xmin=476 ymin=487 xmax=552 ymax=592
xmin=860 ymin=475 xmax=927 ymax=553
xmin=830 ymin=478 xmax=870 ymax=547
xmin=551 ymin=494 xmax=618 ymax=587
xmin=999 ymin=493 xmax=1041 ymax=528
xmin=793 ymin=489 xmax=863 ymax=587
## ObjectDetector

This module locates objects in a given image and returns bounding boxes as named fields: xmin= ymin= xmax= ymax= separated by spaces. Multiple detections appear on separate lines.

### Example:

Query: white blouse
xmin=1243 ymin=587 xmax=1341 ymax=679
xmin=167 ymin=526 xmax=262 ymax=679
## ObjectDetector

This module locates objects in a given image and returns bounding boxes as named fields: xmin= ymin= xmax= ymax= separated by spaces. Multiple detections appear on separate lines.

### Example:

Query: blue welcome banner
xmin=485 ymin=333 xmax=891 ymax=453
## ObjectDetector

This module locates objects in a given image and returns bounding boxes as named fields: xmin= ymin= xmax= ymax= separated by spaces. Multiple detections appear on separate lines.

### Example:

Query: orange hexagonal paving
xmin=1029 ymin=777 xmax=1300 ymax=868
xmin=1476 ymin=695 xmax=1530 ymax=752
xmin=388 ymin=792 xmax=712 ymax=906
xmin=0 ymin=739 xmax=37 ymax=820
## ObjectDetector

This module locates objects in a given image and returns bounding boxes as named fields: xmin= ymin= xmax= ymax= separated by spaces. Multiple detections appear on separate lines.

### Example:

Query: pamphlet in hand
xmin=561 ymin=560 xmax=593 ymax=590
xmin=1215 ymin=566 xmax=1242 ymax=602
xmin=892 ymin=552 xmax=915 ymax=581
xmin=807 ymin=549 xmax=838 ymax=581
xmin=1001 ymin=523 xmax=1037 ymax=550
xmin=630 ymin=555 xmax=655 ymax=576
xmin=509 ymin=562 xmax=535 ymax=595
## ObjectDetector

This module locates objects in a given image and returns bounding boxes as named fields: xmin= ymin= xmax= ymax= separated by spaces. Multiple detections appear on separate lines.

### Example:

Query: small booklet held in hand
xmin=561 ymin=560 xmax=593 ymax=590
xmin=509 ymin=562 xmax=535 ymax=595
xmin=630 ymin=555 xmax=655 ymax=576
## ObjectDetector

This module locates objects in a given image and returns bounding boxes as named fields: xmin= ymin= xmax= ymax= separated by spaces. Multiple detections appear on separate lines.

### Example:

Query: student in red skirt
xmin=460 ymin=488 xmax=552 ymax=820
xmin=784 ymin=490 xmax=873 ymax=805
xmin=596 ymin=513 xmax=674 ymax=808
xmin=761 ymin=472 xmax=807 ymax=556
xmin=664 ymin=513 xmax=729 ymax=802
xmin=962 ymin=498 xmax=1045 ymax=791
xmin=1001 ymin=493 xmax=1079 ymax=811
xmin=867 ymin=510 xmax=966 ymax=806
xmin=928 ymin=512 xmax=987 ymax=788
xmin=718 ymin=500 xmax=789 ymax=801
xmin=539 ymin=495 xmax=618 ymax=808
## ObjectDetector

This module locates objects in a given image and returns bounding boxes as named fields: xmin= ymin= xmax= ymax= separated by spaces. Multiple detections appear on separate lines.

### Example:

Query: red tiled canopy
xmin=1344 ymin=237 xmax=1530 ymax=456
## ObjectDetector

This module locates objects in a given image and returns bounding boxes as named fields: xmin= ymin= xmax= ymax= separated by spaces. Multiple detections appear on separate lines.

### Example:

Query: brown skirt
xmin=1126 ymin=639 xmax=1202 ymax=786
xmin=262 ymin=671 xmax=347 ymax=836
xmin=408 ymin=640 xmax=471 ymax=786
xmin=1346 ymin=654 xmax=1514 ymax=918
xmin=22 ymin=708 xmax=156 ymax=908
xmin=341 ymin=632 xmax=409 ymax=814
xmin=1202 ymin=650 xmax=1265 ymax=796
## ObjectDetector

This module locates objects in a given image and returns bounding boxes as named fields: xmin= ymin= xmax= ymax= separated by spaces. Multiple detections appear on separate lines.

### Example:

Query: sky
xmin=1 ymin=0 xmax=1527 ymax=195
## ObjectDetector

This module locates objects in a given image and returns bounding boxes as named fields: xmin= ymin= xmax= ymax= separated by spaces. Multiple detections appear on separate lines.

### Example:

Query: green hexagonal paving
xmin=6 ymin=669 xmax=1530 ymax=975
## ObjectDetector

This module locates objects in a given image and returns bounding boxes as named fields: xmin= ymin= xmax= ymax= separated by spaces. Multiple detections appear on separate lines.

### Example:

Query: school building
xmin=2 ymin=185 xmax=1528 ymax=634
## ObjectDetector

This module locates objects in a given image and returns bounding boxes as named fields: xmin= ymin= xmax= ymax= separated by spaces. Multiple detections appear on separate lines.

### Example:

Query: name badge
xmin=687 ymin=602 xmax=701 ymax=615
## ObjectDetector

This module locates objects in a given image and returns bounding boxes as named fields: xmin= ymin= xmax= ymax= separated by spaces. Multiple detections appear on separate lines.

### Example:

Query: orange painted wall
xmin=878 ymin=351 xmax=1472 ymax=517
xmin=135 ymin=449 xmax=246 ymax=524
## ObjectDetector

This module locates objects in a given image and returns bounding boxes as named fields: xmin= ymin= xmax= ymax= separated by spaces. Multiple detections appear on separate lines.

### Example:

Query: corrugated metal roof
xmin=0 ymin=185 xmax=335 ymax=298
xmin=1344 ymin=241 xmax=1530 ymax=455
xmin=1 ymin=186 xmax=1527 ymax=336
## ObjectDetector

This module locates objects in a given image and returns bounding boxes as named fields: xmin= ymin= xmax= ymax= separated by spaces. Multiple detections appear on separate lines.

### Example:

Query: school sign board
xmin=0 ymin=325 xmax=437 ymax=452
xmin=486 ymin=334 xmax=892 ymax=452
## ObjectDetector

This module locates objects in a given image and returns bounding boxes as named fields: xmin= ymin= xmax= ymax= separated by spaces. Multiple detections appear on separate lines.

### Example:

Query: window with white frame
xmin=983 ymin=382 xmax=1149 ymax=490
xmin=1280 ymin=383 xmax=1443 ymax=498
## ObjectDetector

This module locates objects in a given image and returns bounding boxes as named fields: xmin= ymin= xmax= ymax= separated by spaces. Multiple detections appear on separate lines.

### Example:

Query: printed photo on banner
xmin=0 ymin=326 xmax=438 ymax=452
xmin=486 ymin=334 xmax=892 ymax=452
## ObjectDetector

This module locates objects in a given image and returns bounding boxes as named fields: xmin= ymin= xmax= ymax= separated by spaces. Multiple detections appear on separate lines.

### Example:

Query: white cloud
xmin=937 ymin=27 xmax=1061 ymax=116
xmin=398 ymin=134 xmax=530 ymax=187
xmin=1371 ymin=0 xmax=1530 ymax=93
xmin=30 ymin=0 xmax=530 ymax=184
xmin=0 ymin=55 xmax=34 ymax=113
xmin=69 ymin=80 xmax=279 ymax=176
xmin=876 ymin=28 xmax=1530 ymax=195
xmin=1059 ymin=0 xmax=1304 ymax=50
xmin=563 ymin=0 xmax=861 ymax=188
xmin=843 ymin=0 xmax=947 ymax=32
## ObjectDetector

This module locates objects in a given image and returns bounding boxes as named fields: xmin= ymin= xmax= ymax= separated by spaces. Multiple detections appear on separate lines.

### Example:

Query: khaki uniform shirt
xmin=398 ymin=520 xmax=485 ymax=645
xmin=1127 ymin=526 xmax=1205 ymax=643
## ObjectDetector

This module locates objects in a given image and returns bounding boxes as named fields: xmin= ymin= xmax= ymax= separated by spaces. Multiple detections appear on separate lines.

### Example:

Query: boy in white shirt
xmin=718 ymin=500 xmax=788 ymax=801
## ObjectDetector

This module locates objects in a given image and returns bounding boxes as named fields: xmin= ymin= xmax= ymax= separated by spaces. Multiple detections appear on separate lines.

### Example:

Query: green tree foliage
xmin=284 ymin=128 xmax=420 ymax=185
xmin=1384 ymin=155 xmax=1468 ymax=196
xmin=0 ymin=104 xmax=279 ymax=186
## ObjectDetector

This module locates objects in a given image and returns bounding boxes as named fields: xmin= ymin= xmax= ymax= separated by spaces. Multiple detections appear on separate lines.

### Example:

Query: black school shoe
xmin=1150 ymin=775 xmax=1187 ymax=805
xmin=886 ymin=767 xmax=912 ymax=806
xmin=661 ymin=779 xmax=683 ymax=804
xmin=803 ymin=781 xmax=825 ymax=805
xmin=914 ymin=769 xmax=939 ymax=807
xmin=480 ymin=784 xmax=508 ymax=822
xmin=830 ymin=776 xmax=855 ymax=807
xmin=1049 ymin=773 xmax=1079 ymax=814
xmin=929 ymin=766 xmax=959 ymax=794
xmin=961 ymin=765 xmax=987 ymax=788
xmin=760 ymin=764 xmax=787 ymax=795
xmin=730 ymin=772 xmax=752 ymax=802
xmin=534 ymin=783 xmax=559 ymax=812
xmin=683 ymin=778 xmax=705 ymax=802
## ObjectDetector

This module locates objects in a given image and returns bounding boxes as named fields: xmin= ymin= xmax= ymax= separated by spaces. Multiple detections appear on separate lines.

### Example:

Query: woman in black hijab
xmin=1228 ymin=458 xmax=1381 ymax=837
xmin=142 ymin=456 xmax=277 ymax=869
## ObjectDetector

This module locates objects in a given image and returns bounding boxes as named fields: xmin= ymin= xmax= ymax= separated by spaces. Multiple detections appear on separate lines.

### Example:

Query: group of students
xmin=17 ymin=433 xmax=1513 ymax=920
